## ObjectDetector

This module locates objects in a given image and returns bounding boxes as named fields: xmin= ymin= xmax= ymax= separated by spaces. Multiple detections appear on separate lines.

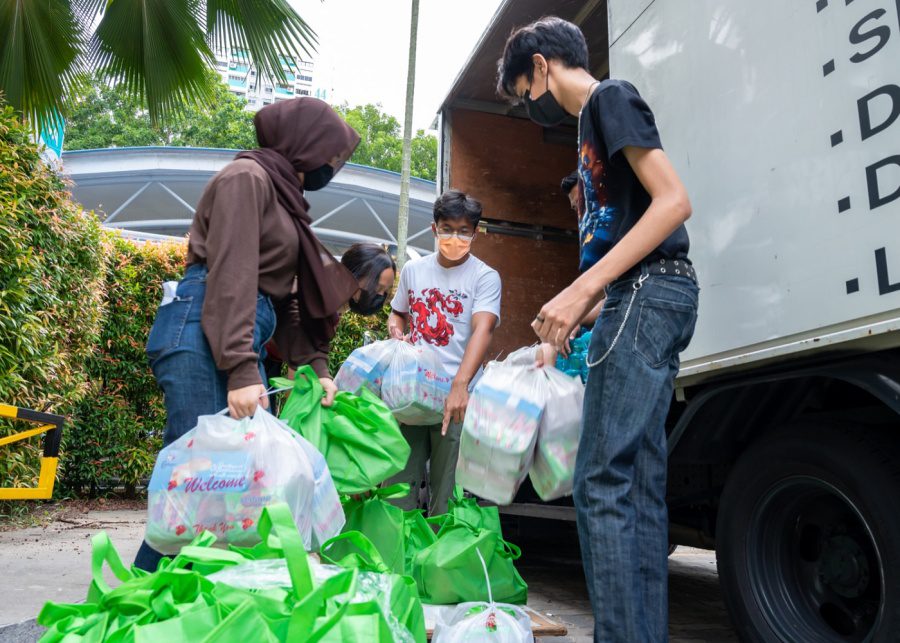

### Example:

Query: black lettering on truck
xmin=849 ymin=9 xmax=891 ymax=62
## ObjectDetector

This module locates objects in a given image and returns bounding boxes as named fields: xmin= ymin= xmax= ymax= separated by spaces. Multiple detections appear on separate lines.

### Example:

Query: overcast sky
xmin=287 ymin=0 xmax=504 ymax=131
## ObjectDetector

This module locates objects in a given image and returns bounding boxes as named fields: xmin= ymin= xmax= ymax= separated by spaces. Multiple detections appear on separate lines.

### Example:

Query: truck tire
xmin=716 ymin=424 xmax=900 ymax=642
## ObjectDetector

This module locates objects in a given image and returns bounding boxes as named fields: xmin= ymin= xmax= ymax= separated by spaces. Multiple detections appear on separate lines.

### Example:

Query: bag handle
xmin=88 ymin=532 xmax=135 ymax=598
xmin=319 ymin=530 xmax=390 ymax=574
xmin=497 ymin=538 xmax=522 ymax=560
xmin=257 ymin=504 xmax=314 ymax=598
xmin=374 ymin=482 xmax=410 ymax=499
xmin=288 ymin=567 xmax=359 ymax=641
xmin=476 ymin=548 xmax=494 ymax=606
xmin=343 ymin=482 xmax=410 ymax=502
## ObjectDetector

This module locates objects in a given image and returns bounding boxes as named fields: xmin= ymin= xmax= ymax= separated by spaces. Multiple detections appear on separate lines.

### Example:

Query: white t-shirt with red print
xmin=391 ymin=253 xmax=501 ymax=377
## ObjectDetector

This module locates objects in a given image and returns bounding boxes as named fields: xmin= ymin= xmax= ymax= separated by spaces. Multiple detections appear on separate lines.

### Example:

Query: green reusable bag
xmin=320 ymin=530 xmax=427 ymax=643
xmin=272 ymin=366 xmax=411 ymax=494
xmin=335 ymin=483 xmax=409 ymax=575
xmin=37 ymin=504 xmax=424 ymax=643
xmin=411 ymin=522 xmax=528 ymax=605
xmin=403 ymin=509 xmax=438 ymax=575
xmin=445 ymin=485 xmax=503 ymax=533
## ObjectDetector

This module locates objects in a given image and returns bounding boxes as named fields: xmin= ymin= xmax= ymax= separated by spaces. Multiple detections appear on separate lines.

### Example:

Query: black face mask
xmin=349 ymin=289 xmax=386 ymax=316
xmin=303 ymin=164 xmax=334 ymax=191
xmin=524 ymin=70 xmax=568 ymax=127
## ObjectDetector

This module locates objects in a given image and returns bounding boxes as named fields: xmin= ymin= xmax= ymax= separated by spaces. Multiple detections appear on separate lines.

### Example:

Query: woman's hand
xmin=228 ymin=384 xmax=268 ymax=419
xmin=319 ymin=377 xmax=338 ymax=407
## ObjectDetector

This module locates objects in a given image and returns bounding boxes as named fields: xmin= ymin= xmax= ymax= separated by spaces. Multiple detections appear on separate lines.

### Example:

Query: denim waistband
xmin=183 ymin=263 xmax=208 ymax=281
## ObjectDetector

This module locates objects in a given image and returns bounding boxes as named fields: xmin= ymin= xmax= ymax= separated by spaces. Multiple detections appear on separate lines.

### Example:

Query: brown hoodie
xmin=187 ymin=98 xmax=360 ymax=389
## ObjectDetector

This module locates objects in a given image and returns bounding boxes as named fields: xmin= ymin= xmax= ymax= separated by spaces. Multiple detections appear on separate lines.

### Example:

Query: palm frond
xmin=89 ymin=0 xmax=215 ymax=124
xmin=206 ymin=0 xmax=317 ymax=84
xmin=0 ymin=0 xmax=86 ymax=131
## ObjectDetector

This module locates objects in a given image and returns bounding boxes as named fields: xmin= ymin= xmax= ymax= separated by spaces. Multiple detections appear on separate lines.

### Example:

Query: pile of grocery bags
xmin=335 ymin=486 xmax=527 ymax=606
xmin=335 ymin=339 xmax=452 ymax=425
xmin=38 ymin=504 xmax=426 ymax=642
xmin=37 ymin=358 xmax=537 ymax=641
xmin=457 ymin=346 xmax=585 ymax=504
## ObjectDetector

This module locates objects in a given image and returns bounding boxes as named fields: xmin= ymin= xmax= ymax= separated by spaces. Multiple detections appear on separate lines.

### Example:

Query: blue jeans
xmin=133 ymin=263 xmax=275 ymax=571
xmin=574 ymin=269 xmax=699 ymax=642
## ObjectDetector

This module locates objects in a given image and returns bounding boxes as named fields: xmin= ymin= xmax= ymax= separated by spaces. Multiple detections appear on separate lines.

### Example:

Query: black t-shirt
xmin=577 ymin=79 xmax=690 ymax=273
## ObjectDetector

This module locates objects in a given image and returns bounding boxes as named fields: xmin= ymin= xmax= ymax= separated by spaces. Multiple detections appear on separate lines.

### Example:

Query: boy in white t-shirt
xmin=386 ymin=190 xmax=501 ymax=515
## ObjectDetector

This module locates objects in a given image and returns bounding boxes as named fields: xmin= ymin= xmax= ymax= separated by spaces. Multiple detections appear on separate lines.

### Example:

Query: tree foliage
xmin=336 ymin=103 xmax=437 ymax=181
xmin=66 ymin=89 xmax=439 ymax=181
xmin=0 ymin=0 xmax=316 ymax=128
xmin=65 ymin=71 xmax=257 ymax=151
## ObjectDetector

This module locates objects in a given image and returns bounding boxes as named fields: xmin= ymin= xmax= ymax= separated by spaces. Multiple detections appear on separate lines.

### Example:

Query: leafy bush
xmin=0 ymin=102 xmax=105 ymax=491
xmin=62 ymin=236 xmax=186 ymax=496
xmin=329 ymin=307 xmax=390 ymax=376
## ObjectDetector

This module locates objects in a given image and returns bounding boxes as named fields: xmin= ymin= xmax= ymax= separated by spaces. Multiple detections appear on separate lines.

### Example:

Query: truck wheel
xmin=716 ymin=424 xmax=900 ymax=642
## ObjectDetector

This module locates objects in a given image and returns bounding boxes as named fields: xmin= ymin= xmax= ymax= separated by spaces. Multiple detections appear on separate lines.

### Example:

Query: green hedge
xmin=0 ymin=103 xmax=106 ymax=490
xmin=1 ymin=100 xmax=388 ymax=499
xmin=62 ymin=236 xmax=186 ymax=496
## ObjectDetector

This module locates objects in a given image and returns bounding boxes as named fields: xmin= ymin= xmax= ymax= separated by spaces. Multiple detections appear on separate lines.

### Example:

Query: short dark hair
xmin=497 ymin=16 xmax=590 ymax=99
xmin=433 ymin=190 xmax=483 ymax=227
xmin=341 ymin=243 xmax=396 ymax=288
xmin=561 ymin=170 xmax=580 ymax=194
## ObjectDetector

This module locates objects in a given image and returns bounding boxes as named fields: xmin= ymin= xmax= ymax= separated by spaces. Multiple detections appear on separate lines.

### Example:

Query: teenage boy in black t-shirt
xmin=498 ymin=17 xmax=700 ymax=642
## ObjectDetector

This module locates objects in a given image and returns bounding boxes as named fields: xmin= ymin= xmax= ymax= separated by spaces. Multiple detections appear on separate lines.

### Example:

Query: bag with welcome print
xmin=145 ymin=408 xmax=322 ymax=555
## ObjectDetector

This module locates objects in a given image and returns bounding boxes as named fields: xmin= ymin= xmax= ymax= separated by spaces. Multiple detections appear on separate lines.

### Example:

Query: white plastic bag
xmin=334 ymin=339 xmax=397 ymax=395
xmin=433 ymin=603 xmax=533 ymax=643
xmin=456 ymin=347 xmax=546 ymax=505
xmin=432 ymin=549 xmax=533 ymax=643
xmin=381 ymin=340 xmax=452 ymax=425
xmin=292 ymin=432 xmax=345 ymax=549
xmin=144 ymin=408 xmax=319 ymax=554
xmin=529 ymin=367 xmax=584 ymax=501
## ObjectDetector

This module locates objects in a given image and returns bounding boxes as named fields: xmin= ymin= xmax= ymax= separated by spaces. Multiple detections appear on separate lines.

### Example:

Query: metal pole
xmin=396 ymin=0 xmax=420 ymax=270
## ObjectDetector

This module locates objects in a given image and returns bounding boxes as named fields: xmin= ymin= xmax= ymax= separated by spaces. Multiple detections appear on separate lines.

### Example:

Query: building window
xmin=298 ymin=74 xmax=313 ymax=82
xmin=297 ymin=89 xmax=310 ymax=96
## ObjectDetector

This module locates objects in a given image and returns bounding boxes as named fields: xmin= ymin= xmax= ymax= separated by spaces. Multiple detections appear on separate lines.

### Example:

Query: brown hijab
xmin=236 ymin=98 xmax=361 ymax=328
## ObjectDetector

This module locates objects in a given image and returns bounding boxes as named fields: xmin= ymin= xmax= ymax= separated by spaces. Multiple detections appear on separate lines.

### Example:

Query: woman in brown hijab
xmin=134 ymin=98 xmax=395 ymax=571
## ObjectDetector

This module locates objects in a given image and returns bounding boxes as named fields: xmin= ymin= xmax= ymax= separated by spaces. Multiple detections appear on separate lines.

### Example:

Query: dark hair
xmin=496 ymin=16 xmax=589 ymax=99
xmin=433 ymin=189 xmax=483 ymax=227
xmin=341 ymin=243 xmax=395 ymax=289
xmin=561 ymin=170 xmax=580 ymax=194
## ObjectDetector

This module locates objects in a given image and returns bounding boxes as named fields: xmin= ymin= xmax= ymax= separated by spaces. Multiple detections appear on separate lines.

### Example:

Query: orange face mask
xmin=438 ymin=236 xmax=472 ymax=261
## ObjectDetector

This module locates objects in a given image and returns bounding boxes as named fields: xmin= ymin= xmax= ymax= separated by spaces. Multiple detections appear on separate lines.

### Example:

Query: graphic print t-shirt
xmin=390 ymin=253 xmax=501 ymax=376
xmin=578 ymin=79 xmax=690 ymax=273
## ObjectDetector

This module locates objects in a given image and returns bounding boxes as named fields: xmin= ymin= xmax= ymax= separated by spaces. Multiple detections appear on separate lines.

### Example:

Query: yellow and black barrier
xmin=0 ymin=404 xmax=64 ymax=500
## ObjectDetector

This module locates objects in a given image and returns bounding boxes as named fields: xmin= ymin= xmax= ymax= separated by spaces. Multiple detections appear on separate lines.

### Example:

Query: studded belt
xmin=614 ymin=257 xmax=697 ymax=285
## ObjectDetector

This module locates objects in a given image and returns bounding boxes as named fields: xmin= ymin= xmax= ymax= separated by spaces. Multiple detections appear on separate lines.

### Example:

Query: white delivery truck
xmin=437 ymin=0 xmax=900 ymax=640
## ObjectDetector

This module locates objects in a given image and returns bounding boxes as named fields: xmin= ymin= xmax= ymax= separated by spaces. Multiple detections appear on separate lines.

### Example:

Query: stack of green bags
xmin=36 ymin=504 xmax=426 ymax=642
xmin=334 ymin=485 xmax=528 ymax=606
